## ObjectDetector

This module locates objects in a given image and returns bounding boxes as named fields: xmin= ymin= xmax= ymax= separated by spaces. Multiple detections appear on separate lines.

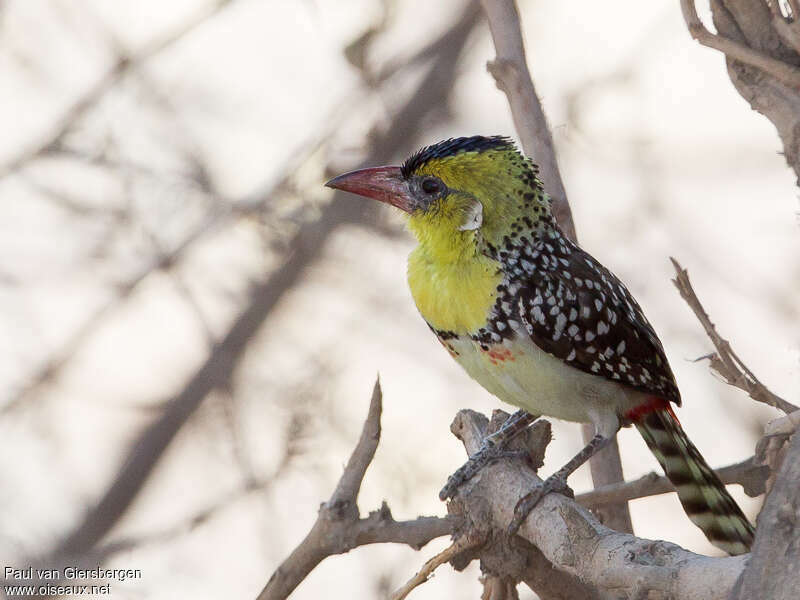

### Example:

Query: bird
xmin=325 ymin=135 xmax=754 ymax=555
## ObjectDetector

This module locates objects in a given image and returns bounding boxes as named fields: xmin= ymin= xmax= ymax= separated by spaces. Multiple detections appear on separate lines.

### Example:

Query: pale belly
xmin=446 ymin=329 xmax=644 ymax=430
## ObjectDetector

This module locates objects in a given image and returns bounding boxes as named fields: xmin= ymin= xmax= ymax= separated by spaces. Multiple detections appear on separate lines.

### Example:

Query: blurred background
xmin=0 ymin=0 xmax=797 ymax=598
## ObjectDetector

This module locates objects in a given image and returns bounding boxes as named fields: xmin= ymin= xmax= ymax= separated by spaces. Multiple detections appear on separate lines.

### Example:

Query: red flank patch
xmin=483 ymin=346 xmax=515 ymax=364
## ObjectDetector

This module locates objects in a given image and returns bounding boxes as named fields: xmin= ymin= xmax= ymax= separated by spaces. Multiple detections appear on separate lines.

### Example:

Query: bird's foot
xmin=439 ymin=410 xmax=536 ymax=501
xmin=439 ymin=443 xmax=527 ymax=501
xmin=507 ymin=474 xmax=573 ymax=536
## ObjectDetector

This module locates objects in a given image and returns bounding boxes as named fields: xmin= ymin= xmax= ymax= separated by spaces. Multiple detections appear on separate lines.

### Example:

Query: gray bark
xmin=730 ymin=431 xmax=800 ymax=600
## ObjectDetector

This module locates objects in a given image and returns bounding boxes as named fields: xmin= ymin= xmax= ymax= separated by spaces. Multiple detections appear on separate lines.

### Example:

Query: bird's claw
xmin=508 ymin=475 xmax=572 ymax=536
xmin=439 ymin=440 xmax=529 ymax=501
xmin=440 ymin=411 xmax=537 ymax=501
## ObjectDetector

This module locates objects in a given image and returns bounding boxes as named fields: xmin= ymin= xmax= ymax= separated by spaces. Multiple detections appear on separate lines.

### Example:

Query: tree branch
xmin=448 ymin=410 xmax=747 ymax=600
xmin=448 ymin=411 xmax=602 ymax=600
xmin=576 ymin=457 xmax=769 ymax=508
xmin=756 ymin=409 xmax=800 ymax=493
xmin=329 ymin=377 xmax=382 ymax=508
xmin=480 ymin=0 xmax=633 ymax=538
xmin=706 ymin=0 xmax=800 ymax=183
xmin=767 ymin=0 xmax=800 ymax=54
xmin=764 ymin=409 xmax=800 ymax=437
xmin=480 ymin=0 xmax=574 ymax=242
xmin=670 ymin=258 xmax=797 ymax=414
xmin=578 ymin=429 xmax=634 ymax=533
xmin=257 ymin=380 xmax=459 ymax=600
xmin=680 ymin=0 xmax=800 ymax=89
xmin=730 ymin=427 xmax=800 ymax=600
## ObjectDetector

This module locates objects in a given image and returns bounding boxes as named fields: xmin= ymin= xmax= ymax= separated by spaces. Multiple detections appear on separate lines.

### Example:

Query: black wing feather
xmin=509 ymin=232 xmax=681 ymax=405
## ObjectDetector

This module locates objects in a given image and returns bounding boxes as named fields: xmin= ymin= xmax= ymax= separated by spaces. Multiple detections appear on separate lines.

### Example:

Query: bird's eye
xmin=421 ymin=177 xmax=442 ymax=195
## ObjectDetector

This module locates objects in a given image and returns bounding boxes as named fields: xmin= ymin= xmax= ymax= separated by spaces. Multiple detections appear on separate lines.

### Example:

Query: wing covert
xmin=512 ymin=236 xmax=680 ymax=404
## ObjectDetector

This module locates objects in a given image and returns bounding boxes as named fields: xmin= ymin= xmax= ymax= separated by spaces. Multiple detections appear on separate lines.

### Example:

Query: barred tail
xmin=634 ymin=407 xmax=754 ymax=555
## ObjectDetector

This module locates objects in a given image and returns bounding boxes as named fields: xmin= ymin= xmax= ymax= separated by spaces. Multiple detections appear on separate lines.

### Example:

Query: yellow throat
xmin=407 ymin=224 xmax=502 ymax=334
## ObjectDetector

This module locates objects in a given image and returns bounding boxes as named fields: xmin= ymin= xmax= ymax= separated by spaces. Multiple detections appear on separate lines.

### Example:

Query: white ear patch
xmin=458 ymin=200 xmax=483 ymax=231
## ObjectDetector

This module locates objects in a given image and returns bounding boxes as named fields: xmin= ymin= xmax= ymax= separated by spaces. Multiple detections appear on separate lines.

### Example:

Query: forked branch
xmin=445 ymin=410 xmax=747 ymax=600
xmin=256 ymin=379 xmax=458 ymax=600
xmin=680 ymin=0 xmax=800 ymax=89
xmin=670 ymin=258 xmax=797 ymax=415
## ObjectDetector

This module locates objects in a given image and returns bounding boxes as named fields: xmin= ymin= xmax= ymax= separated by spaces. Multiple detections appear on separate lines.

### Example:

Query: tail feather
xmin=634 ymin=407 xmax=754 ymax=555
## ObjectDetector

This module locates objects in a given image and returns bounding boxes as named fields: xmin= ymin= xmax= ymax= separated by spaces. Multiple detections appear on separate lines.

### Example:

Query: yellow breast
xmin=407 ymin=247 xmax=502 ymax=334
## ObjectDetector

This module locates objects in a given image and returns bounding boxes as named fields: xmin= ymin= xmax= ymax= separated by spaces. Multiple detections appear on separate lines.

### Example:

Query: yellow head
xmin=326 ymin=136 xmax=551 ymax=260
xmin=326 ymin=136 xmax=550 ymax=333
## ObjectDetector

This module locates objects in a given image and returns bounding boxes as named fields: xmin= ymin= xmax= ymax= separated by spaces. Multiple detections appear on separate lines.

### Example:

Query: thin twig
xmin=670 ymin=258 xmax=797 ymax=414
xmin=576 ymin=457 xmax=769 ymax=507
xmin=257 ymin=380 xmax=459 ymax=600
xmin=0 ymin=0 xmax=236 ymax=179
xmin=329 ymin=378 xmax=382 ymax=508
xmin=389 ymin=533 xmax=487 ymax=600
xmin=680 ymin=0 xmax=800 ymax=89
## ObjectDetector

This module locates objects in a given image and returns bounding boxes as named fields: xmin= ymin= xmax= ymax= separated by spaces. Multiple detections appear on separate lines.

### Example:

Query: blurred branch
xmin=4 ymin=203 xmax=225 ymax=414
xmin=480 ymin=0 xmax=632 ymax=537
xmin=0 ymin=0 xmax=236 ymax=179
xmin=20 ymin=176 xmax=129 ymax=220
xmin=94 ymin=463 xmax=293 ymax=560
xmin=4 ymin=117 xmax=336 ymax=414
xmin=32 ymin=1 xmax=480 ymax=566
xmin=74 ymin=380 xmax=314 ymax=566
xmin=257 ymin=380 xmax=459 ymax=600
xmin=479 ymin=0 xmax=574 ymax=241
xmin=576 ymin=426 xmax=633 ymax=533
xmin=52 ymin=239 xmax=317 ymax=556
xmin=376 ymin=2 xmax=480 ymax=83
xmin=576 ymin=456 xmax=769 ymax=508
xmin=5 ymin=1 xmax=481 ymax=416
xmin=670 ymin=258 xmax=797 ymax=414
xmin=680 ymin=0 xmax=800 ymax=89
